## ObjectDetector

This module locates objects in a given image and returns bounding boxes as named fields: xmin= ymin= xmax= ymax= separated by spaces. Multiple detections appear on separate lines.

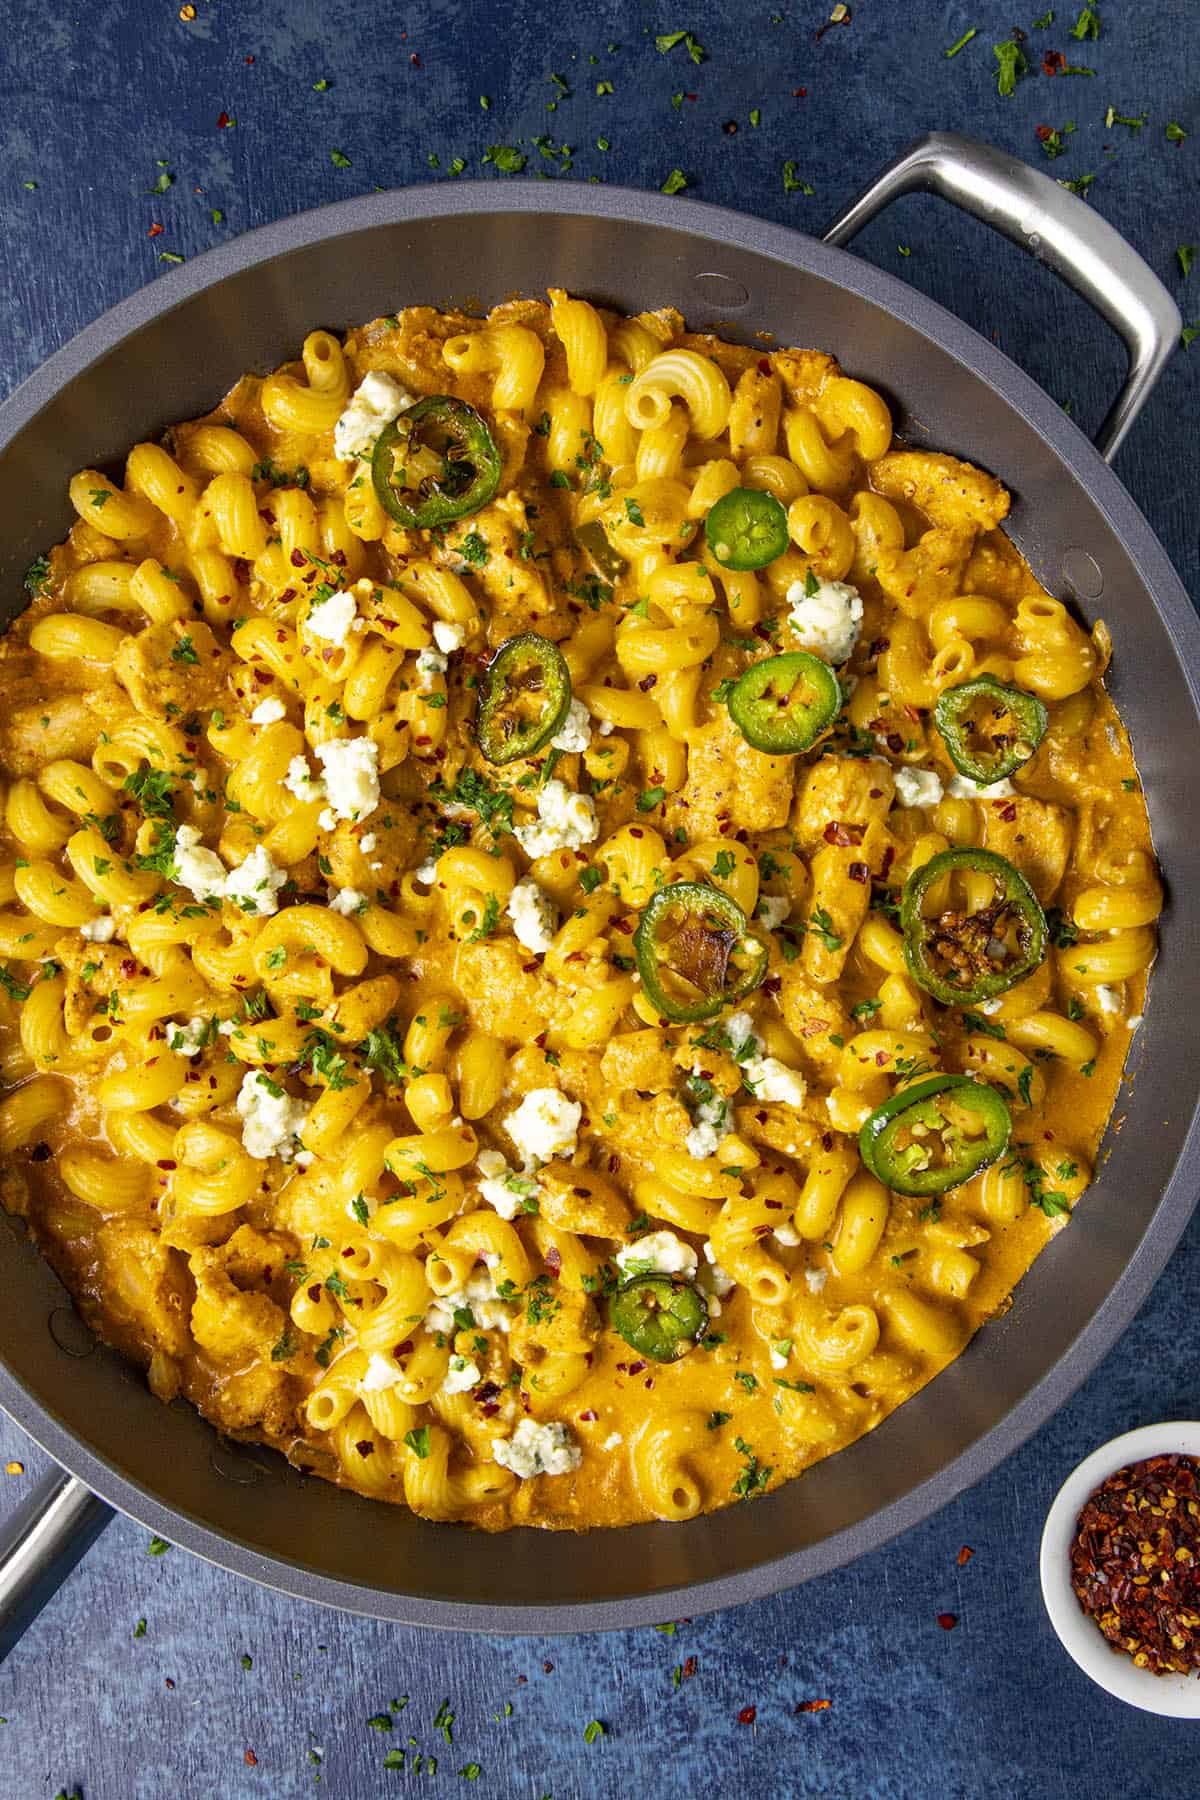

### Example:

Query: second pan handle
xmin=0 ymin=1466 xmax=113 ymax=1664
xmin=822 ymin=131 xmax=1181 ymax=463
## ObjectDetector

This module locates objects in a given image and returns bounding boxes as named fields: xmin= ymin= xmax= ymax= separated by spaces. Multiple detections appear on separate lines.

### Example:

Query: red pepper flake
xmin=957 ymin=1545 xmax=974 ymax=1566
xmin=1036 ymin=124 xmax=1056 ymax=144
xmin=936 ymin=1612 xmax=958 ymax=1630
xmin=848 ymin=861 xmax=869 ymax=884
xmin=244 ymin=1749 xmax=258 ymax=1767
xmin=410 ymin=52 xmax=421 ymax=66
xmin=737 ymin=1705 xmax=757 ymax=1725
xmin=627 ymin=1360 xmax=647 ymax=1376
xmin=1071 ymin=1453 xmax=1200 ymax=1675
xmin=757 ymin=357 xmax=772 ymax=375
xmin=1042 ymin=50 xmax=1066 ymax=75
xmin=998 ymin=801 xmax=1018 ymax=822
xmin=792 ymin=86 xmax=808 ymax=97
xmin=543 ymin=1660 xmax=554 ymax=1674
xmin=822 ymin=820 xmax=864 ymax=847
xmin=577 ymin=1409 xmax=598 ymax=1423
xmin=682 ymin=1654 xmax=698 ymax=1678
xmin=216 ymin=111 xmax=233 ymax=128
xmin=544 ymin=1245 xmax=562 ymax=1278
xmin=796 ymin=1698 xmax=831 ymax=1714
xmin=148 ymin=222 xmax=164 ymax=238
xmin=165 ymin=1677 xmax=176 ymax=1689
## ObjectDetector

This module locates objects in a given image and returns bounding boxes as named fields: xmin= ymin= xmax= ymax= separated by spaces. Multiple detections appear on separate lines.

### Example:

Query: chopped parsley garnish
xmin=993 ymin=38 xmax=1029 ymax=96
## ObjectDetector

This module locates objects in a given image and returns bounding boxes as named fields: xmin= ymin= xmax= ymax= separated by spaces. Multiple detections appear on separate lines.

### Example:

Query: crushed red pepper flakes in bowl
xmin=1070 ymin=1452 xmax=1200 ymax=1676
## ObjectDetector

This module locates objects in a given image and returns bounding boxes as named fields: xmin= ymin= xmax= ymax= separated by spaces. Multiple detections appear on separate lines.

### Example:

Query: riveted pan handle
xmin=823 ymin=131 xmax=1181 ymax=464
xmin=0 ymin=1468 xmax=113 ymax=1663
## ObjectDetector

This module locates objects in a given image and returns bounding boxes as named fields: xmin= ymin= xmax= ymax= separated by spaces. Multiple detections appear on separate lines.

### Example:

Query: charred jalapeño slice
xmin=859 ymin=1074 xmax=1011 ymax=1196
xmin=371 ymin=395 xmax=501 ymax=529
xmin=704 ymin=487 xmax=789 ymax=571
xmin=610 ymin=1275 xmax=708 ymax=1362
xmin=726 ymin=651 xmax=841 ymax=755
xmin=633 ymin=882 xmax=769 ymax=1023
xmin=934 ymin=676 xmax=1048 ymax=785
xmin=476 ymin=633 xmax=571 ymax=765
xmin=901 ymin=847 xmax=1046 ymax=1006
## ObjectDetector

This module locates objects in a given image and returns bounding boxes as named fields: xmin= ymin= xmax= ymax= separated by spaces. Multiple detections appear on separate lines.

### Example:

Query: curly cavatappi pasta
xmin=0 ymin=294 xmax=1157 ymax=1529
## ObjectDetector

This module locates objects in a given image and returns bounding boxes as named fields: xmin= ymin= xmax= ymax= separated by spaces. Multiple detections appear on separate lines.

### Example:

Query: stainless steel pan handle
xmin=823 ymin=131 xmax=1182 ymax=463
xmin=0 ymin=1469 xmax=113 ymax=1663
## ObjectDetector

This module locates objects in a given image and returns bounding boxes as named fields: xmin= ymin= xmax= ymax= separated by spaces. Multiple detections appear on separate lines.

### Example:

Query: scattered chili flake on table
xmin=957 ymin=1545 xmax=974 ymax=1566
xmin=796 ymin=1698 xmax=832 ymax=1713
xmin=737 ymin=1705 xmax=757 ymax=1724
xmin=1070 ymin=1452 xmax=1200 ymax=1676
xmin=244 ymin=1749 xmax=258 ymax=1767
xmin=936 ymin=1611 xmax=958 ymax=1629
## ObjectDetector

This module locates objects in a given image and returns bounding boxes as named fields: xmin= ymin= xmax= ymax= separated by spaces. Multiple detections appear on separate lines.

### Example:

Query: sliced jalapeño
xmin=726 ymin=651 xmax=841 ymax=755
xmin=610 ymin=1274 xmax=708 ymax=1362
xmin=633 ymin=882 xmax=769 ymax=1023
xmin=859 ymin=1074 xmax=1012 ymax=1197
xmin=704 ymin=487 xmax=789 ymax=571
xmin=901 ymin=847 xmax=1047 ymax=1007
xmin=476 ymin=633 xmax=572 ymax=765
xmin=934 ymin=676 xmax=1048 ymax=786
xmin=371 ymin=395 xmax=501 ymax=529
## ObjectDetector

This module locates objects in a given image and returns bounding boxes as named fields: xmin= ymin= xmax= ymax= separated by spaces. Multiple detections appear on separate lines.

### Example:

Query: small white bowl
xmin=1040 ymin=1421 xmax=1200 ymax=1717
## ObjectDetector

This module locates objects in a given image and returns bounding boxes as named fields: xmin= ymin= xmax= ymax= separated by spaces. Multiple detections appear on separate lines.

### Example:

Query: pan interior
xmin=0 ymin=194 xmax=1197 ymax=1627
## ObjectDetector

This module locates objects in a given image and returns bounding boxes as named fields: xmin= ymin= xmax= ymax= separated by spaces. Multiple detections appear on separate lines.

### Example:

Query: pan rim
xmin=1 ymin=177 xmax=1197 ymax=1632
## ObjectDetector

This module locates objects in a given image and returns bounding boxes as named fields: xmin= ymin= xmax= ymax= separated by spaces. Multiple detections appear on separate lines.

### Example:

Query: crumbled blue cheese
xmin=506 ymin=878 xmax=557 ymax=954
xmin=285 ymin=755 xmax=325 ymax=802
xmin=701 ymin=1241 xmax=735 ymax=1297
xmin=80 ymin=915 xmax=116 ymax=943
xmin=1094 ymin=984 xmax=1123 ymax=1015
xmin=249 ymin=695 xmax=287 ymax=725
xmin=947 ymin=773 xmax=1015 ymax=800
xmin=684 ymin=1075 xmax=732 ymax=1161
xmin=476 ymin=1148 xmax=542 ymax=1221
xmin=773 ymin=1220 xmax=801 ymax=1248
xmin=313 ymin=735 xmax=380 ymax=822
xmin=425 ymin=1265 xmax=516 ymax=1336
xmin=602 ymin=1431 xmax=624 ymax=1451
xmin=513 ymin=779 xmax=599 ymax=860
xmin=786 ymin=576 xmax=863 ymax=664
xmin=332 ymin=370 xmax=414 ymax=461
xmin=360 ymin=1352 xmax=405 ymax=1392
xmin=167 ymin=1016 xmax=209 ymax=1056
xmin=805 ymin=1266 xmax=828 ymax=1294
xmin=307 ymin=587 xmax=358 ymax=645
xmin=755 ymin=893 xmax=791 ymax=931
xmin=723 ymin=1011 xmax=806 ymax=1108
xmin=770 ymin=1339 xmax=792 ymax=1371
xmin=415 ymin=646 xmax=448 ymax=689
xmin=550 ymin=697 xmax=592 ymax=754
xmin=172 ymin=824 xmax=228 ymax=903
xmin=894 ymin=766 xmax=944 ymax=809
xmin=441 ymin=1355 xmax=482 ymax=1396
xmin=432 ymin=619 xmax=466 ymax=654
xmin=615 ymin=1229 xmax=698 ymax=1281
xmin=235 ymin=1070 xmax=309 ymax=1161
xmin=505 ymin=1086 xmax=581 ymax=1166
xmin=492 ymin=1418 xmax=581 ymax=1479
xmin=224 ymin=845 xmax=287 ymax=917
xmin=328 ymin=886 xmax=367 ymax=917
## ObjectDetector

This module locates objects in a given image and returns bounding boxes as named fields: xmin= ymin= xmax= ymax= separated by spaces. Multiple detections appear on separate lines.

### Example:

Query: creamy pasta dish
xmin=0 ymin=293 xmax=1158 ymax=1529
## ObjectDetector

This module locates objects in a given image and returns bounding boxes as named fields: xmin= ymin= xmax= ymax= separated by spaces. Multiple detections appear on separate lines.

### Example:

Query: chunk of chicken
xmin=870 ymin=450 xmax=1010 ymax=531
xmin=981 ymin=794 xmax=1073 ymax=903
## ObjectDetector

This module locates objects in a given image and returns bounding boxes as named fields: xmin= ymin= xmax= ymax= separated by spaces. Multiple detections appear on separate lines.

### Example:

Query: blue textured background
xmin=0 ymin=3 xmax=1197 ymax=1795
